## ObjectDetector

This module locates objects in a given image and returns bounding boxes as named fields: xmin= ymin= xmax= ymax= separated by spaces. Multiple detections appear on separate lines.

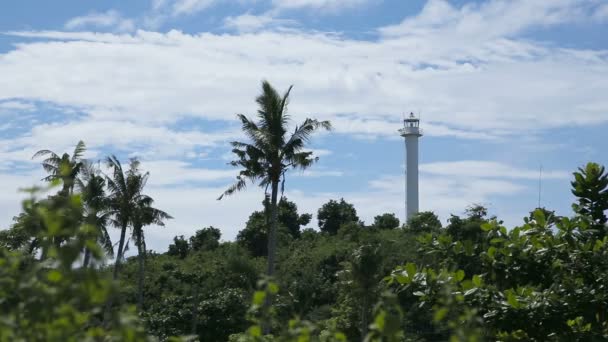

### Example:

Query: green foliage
xmin=317 ymin=199 xmax=359 ymax=235
xmin=189 ymin=226 xmax=221 ymax=252
xmin=14 ymin=138 xmax=608 ymax=342
xmin=168 ymin=235 xmax=190 ymax=259
xmin=372 ymin=213 xmax=400 ymax=230
xmin=237 ymin=197 xmax=311 ymax=257
xmin=406 ymin=211 xmax=442 ymax=233
xmin=571 ymin=162 xmax=608 ymax=232
xmin=0 ymin=188 xmax=151 ymax=341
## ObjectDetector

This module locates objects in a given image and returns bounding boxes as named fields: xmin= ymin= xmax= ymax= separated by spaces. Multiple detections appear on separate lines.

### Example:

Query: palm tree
xmin=31 ymin=141 xmax=87 ymax=254
xmin=77 ymin=161 xmax=113 ymax=268
xmin=219 ymin=80 xmax=331 ymax=277
xmin=131 ymin=195 xmax=172 ymax=311
xmin=32 ymin=141 xmax=86 ymax=196
xmin=104 ymin=155 xmax=147 ymax=280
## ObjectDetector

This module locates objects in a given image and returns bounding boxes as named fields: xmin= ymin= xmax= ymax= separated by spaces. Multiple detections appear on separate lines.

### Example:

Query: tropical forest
xmin=1 ymin=81 xmax=608 ymax=342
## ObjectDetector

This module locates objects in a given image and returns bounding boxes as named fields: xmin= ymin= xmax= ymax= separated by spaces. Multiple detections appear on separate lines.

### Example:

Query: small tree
xmin=190 ymin=227 xmax=221 ymax=252
xmin=407 ymin=211 xmax=442 ymax=233
xmin=317 ymin=198 xmax=359 ymax=235
xmin=373 ymin=213 xmax=400 ymax=230
xmin=571 ymin=162 xmax=608 ymax=232
xmin=168 ymin=236 xmax=190 ymax=259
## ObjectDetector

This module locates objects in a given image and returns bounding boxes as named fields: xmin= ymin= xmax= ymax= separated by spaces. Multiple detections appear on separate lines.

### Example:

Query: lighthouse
xmin=399 ymin=113 xmax=422 ymax=222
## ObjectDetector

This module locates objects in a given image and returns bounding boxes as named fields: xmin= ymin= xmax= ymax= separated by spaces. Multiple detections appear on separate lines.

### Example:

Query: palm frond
xmin=282 ymin=119 xmax=331 ymax=160
xmin=279 ymin=85 xmax=293 ymax=127
xmin=71 ymin=140 xmax=86 ymax=162
xmin=218 ymin=176 xmax=247 ymax=200
xmin=32 ymin=149 xmax=58 ymax=160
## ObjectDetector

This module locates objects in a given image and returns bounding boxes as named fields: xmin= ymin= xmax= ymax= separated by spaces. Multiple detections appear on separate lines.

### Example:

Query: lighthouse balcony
xmin=399 ymin=127 xmax=423 ymax=136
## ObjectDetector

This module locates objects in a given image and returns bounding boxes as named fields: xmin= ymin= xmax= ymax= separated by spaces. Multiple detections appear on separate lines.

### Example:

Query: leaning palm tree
xmin=219 ymin=80 xmax=331 ymax=277
xmin=32 ymin=141 xmax=86 ymax=196
xmin=77 ymin=161 xmax=113 ymax=268
xmin=131 ymin=195 xmax=172 ymax=311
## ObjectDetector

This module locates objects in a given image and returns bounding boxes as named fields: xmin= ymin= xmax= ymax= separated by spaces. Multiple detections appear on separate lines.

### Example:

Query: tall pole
xmin=405 ymin=134 xmax=419 ymax=219
xmin=400 ymin=113 xmax=422 ymax=223
xmin=403 ymin=137 xmax=408 ymax=224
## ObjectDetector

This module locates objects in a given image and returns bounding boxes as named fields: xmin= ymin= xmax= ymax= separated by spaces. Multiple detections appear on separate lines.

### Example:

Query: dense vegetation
xmin=1 ymin=82 xmax=607 ymax=341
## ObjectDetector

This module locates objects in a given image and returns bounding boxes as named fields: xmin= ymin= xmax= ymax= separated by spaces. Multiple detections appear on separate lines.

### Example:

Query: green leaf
xmin=455 ymin=270 xmax=465 ymax=282
xmin=405 ymin=262 xmax=417 ymax=279
xmin=472 ymin=275 xmax=483 ymax=287
xmin=533 ymin=209 xmax=546 ymax=227
xmin=374 ymin=310 xmax=386 ymax=330
xmin=481 ymin=223 xmax=493 ymax=231
xmin=47 ymin=270 xmax=62 ymax=283
xmin=252 ymin=291 xmax=266 ymax=306
xmin=434 ymin=308 xmax=449 ymax=322
xmin=267 ymin=282 xmax=279 ymax=294
xmin=248 ymin=326 xmax=262 ymax=337
xmin=487 ymin=246 xmax=497 ymax=259
xmin=506 ymin=290 xmax=520 ymax=309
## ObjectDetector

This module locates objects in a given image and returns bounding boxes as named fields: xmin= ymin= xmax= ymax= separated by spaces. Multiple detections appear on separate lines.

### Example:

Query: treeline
xmin=2 ymin=159 xmax=608 ymax=341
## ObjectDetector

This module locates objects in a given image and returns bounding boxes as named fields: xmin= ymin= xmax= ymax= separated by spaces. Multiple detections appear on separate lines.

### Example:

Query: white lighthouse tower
xmin=399 ymin=113 xmax=422 ymax=222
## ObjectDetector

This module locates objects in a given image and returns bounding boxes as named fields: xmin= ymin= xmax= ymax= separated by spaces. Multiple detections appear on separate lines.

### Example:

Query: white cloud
xmin=223 ymin=13 xmax=297 ymax=33
xmin=292 ymin=169 xmax=343 ymax=178
xmin=0 ymin=119 xmax=239 ymax=170
xmin=420 ymin=161 xmax=569 ymax=180
xmin=380 ymin=0 xmax=600 ymax=38
xmin=0 ymin=100 xmax=36 ymax=111
xmin=4 ymin=22 xmax=605 ymax=136
xmin=171 ymin=0 xmax=217 ymax=16
xmin=272 ymin=0 xmax=372 ymax=11
xmin=143 ymin=160 xmax=236 ymax=186
xmin=65 ymin=10 xmax=135 ymax=32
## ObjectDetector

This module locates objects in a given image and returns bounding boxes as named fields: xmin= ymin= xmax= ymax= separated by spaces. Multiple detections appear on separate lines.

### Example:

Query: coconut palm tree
xmin=32 ymin=141 xmax=86 ymax=196
xmin=31 ymin=141 xmax=87 ymax=253
xmin=219 ymin=80 xmax=331 ymax=277
xmin=131 ymin=195 xmax=172 ymax=311
xmin=77 ymin=161 xmax=113 ymax=268
xmin=104 ymin=156 xmax=148 ymax=280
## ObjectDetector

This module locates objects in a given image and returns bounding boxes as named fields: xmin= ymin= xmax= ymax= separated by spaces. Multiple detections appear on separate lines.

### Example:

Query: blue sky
xmin=1 ymin=0 xmax=607 ymax=252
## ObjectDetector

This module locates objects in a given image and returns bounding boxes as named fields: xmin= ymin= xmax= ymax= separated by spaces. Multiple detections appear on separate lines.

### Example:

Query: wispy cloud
xmin=170 ymin=0 xmax=217 ymax=16
xmin=380 ymin=0 xmax=606 ymax=38
xmin=223 ymin=13 xmax=298 ymax=33
xmin=0 ymin=100 xmax=36 ymax=112
xmin=64 ymin=10 xmax=135 ymax=32
xmin=272 ymin=0 xmax=373 ymax=12
xmin=420 ymin=160 xmax=569 ymax=180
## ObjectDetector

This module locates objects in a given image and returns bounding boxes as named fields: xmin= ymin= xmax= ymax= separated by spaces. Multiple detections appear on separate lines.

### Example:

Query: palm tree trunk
xmin=137 ymin=230 xmax=145 ymax=312
xmin=267 ymin=180 xmax=279 ymax=276
xmin=105 ymin=222 xmax=127 ymax=323
xmin=261 ymin=180 xmax=280 ymax=335
xmin=83 ymin=248 xmax=91 ymax=268
xmin=112 ymin=222 xmax=128 ymax=280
